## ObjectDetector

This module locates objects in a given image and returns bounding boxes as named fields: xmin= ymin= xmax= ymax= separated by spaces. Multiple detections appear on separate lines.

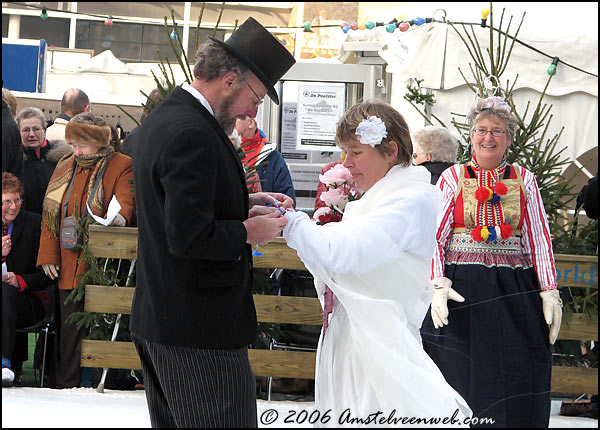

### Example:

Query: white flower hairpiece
xmin=355 ymin=116 xmax=388 ymax=147
xmin=482 ymin=96 xmax=511 ymax=113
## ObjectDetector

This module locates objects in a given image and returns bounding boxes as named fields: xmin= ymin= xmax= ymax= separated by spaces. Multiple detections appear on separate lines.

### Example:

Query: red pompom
xmin=475 ymin=187 xmax=492 ymax=202
xmin=500 ymin=223 xmax=513 ymax=239
xmin=494 ymin=182 xmax=509 ymax=196
xmin=471 ymin=226 xmax=483 ymax=241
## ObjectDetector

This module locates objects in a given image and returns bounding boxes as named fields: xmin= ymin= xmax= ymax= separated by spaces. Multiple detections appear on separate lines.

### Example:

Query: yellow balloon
xmin=358 ymin=23 xmax=366 ymax=30
xmin=481 ymin=8 xmax=490 ymax=19
xmin=397 ymin=13 xmax=406 ymax=21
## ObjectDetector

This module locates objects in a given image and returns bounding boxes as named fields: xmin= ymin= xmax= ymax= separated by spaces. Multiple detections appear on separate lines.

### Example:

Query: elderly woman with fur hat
xmin=36 ymin=112 xmax=135 ymax=389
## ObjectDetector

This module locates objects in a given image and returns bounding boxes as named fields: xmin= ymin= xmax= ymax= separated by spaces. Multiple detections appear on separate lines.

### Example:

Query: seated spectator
xmin=37 ymin=112 xmax=135 ymax=389
xmin=235 ymin=114 xmax=296 ymax=206
xmin=412 ymin=126 xmax=458 ymax=185
xmin=16 ymin=107 xmax=72 ymax=215
xmin=2 ymin=172 xmax=54 ymax=387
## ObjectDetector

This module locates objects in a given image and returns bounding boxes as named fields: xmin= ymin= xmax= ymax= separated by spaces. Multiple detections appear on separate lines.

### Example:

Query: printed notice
xmin=297 ymin=84 xmax=345 ymax=151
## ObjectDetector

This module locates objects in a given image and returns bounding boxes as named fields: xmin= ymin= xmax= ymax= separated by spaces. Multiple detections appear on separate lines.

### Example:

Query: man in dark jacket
xmin=130 ymin=17 xmax=295 ymax=428
xmin=2 ymin=97 xmax=24 ymax=181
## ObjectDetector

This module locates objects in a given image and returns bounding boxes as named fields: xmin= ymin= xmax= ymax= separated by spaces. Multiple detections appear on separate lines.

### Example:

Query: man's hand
xmin=243 ymin=212 xmax=288 ymax=245
xmin=249 ymin=192 xmax=294 ymax=210
xmin=248 ymin=205 xmax=281 ymax=218
xmin=42 ymin=264 xmax=60 ymax=280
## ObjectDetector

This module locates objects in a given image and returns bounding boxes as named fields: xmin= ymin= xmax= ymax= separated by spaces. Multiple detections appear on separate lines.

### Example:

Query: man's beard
xmin=214 ymin=89 xmax=239 ymax=135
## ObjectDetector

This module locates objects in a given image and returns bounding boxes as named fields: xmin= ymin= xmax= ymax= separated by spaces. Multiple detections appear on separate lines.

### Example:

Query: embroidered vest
xmin=454 ymin=164 xmax=527 ymax=239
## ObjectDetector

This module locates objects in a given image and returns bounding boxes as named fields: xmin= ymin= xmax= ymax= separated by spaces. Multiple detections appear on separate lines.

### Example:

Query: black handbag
xmin=59 ymin=165 xmax=107 ymax=250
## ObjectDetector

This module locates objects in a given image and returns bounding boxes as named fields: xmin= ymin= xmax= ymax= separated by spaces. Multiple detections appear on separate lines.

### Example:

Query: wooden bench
xmin=81 ymin=225 xmax=598 ymax=394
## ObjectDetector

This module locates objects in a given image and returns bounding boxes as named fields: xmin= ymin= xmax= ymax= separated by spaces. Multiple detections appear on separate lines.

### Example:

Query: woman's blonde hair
xmin=336 ymin=100 xmax=412 ymax=167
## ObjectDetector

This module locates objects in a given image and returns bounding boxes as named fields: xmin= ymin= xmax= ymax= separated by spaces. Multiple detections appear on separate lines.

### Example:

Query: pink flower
xmin=320 ymin=187 xmax=349 ymax=212
xmin=313 ymin=206 xmax=332 ymax=221
xmin=319 ymin=163 xmax=354 ymax=188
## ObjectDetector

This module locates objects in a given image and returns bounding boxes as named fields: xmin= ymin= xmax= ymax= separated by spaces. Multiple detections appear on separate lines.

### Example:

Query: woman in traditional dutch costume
xmin=284 ymin=101 xmax=472 ymax=427
xmin=421 ymin=96 xmax=562 ymax=427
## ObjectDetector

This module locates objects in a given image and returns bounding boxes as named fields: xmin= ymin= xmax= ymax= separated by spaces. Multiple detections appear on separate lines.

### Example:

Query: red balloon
xmin=399 ymin=22 xmax=410 ymax=32
xmin=104 ymin=18 xmax=113 ymax=27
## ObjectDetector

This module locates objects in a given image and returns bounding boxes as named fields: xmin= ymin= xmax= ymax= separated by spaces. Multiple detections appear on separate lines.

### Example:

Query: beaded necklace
xmin=469 ymin=157 xmax=513 ymax=241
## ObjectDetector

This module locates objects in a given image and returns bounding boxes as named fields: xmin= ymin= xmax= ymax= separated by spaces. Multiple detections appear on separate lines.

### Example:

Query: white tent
xmin=356 ymin=2 xmax=598 ymax=170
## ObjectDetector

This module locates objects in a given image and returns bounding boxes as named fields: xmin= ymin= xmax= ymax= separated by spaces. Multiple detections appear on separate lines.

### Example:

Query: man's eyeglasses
xmin=245 ymin=81 xmax=264 ymax=109
xmin=2 ymin=198 xmax=23 ymax=206
xmin=473 ymin=128 xmax=506 ymax=137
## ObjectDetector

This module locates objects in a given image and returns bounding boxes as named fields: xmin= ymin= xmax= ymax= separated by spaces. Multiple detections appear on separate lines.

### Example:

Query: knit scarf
xmin=42 ymin=146 xmax=114 ymax=237
xmin=241 ymin=130 xmax=265 ymax=168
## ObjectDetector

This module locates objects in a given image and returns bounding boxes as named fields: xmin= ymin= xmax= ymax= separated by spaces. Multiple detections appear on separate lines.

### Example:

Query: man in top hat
xmin=130 ymin=17 xmax=296 ymax=427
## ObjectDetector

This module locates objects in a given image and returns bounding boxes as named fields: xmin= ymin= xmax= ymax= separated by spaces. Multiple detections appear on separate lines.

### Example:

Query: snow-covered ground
xmin=2 ymin=387 xmax=598 ymax=428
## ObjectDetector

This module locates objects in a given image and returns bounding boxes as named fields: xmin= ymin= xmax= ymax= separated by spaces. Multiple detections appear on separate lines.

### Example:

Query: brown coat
xmin=36 ymin=152 xmax=135 ymax=290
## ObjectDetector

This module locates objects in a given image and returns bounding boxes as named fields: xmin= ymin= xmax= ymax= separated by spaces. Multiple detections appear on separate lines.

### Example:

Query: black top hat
xmin=209 ymin=17 xmax=295 ymax=105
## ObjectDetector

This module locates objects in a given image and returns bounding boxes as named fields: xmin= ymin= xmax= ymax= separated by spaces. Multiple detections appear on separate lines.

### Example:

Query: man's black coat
xmin=130 ymin=86 xmax=257 ymax=349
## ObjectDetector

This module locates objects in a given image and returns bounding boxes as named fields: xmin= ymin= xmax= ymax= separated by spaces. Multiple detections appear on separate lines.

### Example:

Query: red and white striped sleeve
xmin=519 ymin=167 xmax=558 ymax=291
xmin=431 ymin=164 xmax=460 ymax=279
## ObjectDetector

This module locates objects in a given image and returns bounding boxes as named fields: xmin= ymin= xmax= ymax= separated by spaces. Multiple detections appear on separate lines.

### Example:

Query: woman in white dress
xmin=283 ymin=101 xmax=472 ymax=427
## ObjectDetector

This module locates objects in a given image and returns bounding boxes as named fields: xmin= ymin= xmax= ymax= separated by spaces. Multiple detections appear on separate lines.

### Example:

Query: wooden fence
xmin=81 ymin=225 xmax=598 ymax=394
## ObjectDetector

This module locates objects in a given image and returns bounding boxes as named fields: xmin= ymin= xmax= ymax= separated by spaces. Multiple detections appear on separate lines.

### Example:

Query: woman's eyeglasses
xmin=2 ymin=198 xmax=23 ymax=206
xmin=473 ymin=128 xmax=506 ymax=137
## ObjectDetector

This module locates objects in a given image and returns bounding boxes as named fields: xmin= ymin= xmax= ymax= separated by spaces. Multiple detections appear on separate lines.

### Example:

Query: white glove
xmin=42 ymin=264 xmax=60 ymax=280
xmin=431 ymin=277 xmax=465 ymax=329
xmin=109 ymin=213 xmax=126 ymax=227
xmin=539 ymin=289 xmax=563 ymax=344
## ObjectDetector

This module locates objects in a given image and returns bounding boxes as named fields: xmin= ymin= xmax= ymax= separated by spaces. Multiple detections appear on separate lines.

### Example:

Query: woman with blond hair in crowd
xmin=37 ymin=112 xmax=135 ymax=389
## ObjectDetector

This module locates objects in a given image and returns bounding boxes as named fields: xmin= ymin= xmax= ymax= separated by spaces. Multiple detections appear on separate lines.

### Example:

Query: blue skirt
xmin=421 ymin=259 xmax=552 ymax=427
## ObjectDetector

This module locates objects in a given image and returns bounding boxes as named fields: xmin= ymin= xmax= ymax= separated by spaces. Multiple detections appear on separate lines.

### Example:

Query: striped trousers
xmin=133 ymin=336 xmax=257 ymax=428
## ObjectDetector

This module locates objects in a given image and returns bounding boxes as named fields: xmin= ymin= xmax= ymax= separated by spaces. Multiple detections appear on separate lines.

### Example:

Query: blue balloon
xmin=414 ymin=17 xmax=425 ymax=26
xmin=343 ymin=25 xmax=351 ymax=34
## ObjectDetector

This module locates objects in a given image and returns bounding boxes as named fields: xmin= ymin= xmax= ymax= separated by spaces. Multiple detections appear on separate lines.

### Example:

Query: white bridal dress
xmin=283 ymin=165 xmax=472 ymax=428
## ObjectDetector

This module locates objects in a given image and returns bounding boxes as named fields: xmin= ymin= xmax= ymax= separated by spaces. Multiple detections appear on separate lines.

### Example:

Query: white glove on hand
xmin=539 ymin=289 xmax=563 ymax=344
xmin=431 ymin=277 xmax=465 ymax=329
xmin=42 ymin=264 xmax=60 ymax=280
xmin=109 ymin=213 xmax=126 ymax=227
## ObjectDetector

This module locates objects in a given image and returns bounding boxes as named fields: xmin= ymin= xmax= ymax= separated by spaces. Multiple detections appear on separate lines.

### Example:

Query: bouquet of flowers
xmin=313 ymin=163 xmax=360 ymax=225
